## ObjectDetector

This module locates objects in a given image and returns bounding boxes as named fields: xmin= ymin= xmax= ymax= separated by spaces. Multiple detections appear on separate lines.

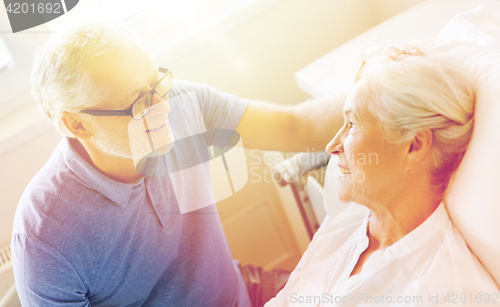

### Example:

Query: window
xmin=0 ymin=37 xmax=14 ymax=71
xmin=48 ymin=0 xmax=272 ymax=61
xmin=0 ymin=0 xmax=273 ymax=113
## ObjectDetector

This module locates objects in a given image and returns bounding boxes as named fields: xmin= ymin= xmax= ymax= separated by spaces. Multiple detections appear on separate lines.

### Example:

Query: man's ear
xmin=61 ymin=111 xmax=92 ymax=139
xmin=405 ymin=129 xmax=433 ymax=171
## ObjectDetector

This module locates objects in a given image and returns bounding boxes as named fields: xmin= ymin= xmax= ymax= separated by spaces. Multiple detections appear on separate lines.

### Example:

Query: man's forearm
xmin=291 ymin=93 xmax=346 ymax=152
xmin=236 ymin=92 xmax=346 ymax=152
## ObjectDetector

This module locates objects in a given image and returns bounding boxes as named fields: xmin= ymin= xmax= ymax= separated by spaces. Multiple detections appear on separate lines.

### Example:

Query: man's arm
xmin=12 ymin=234 xmax=91 ymax=306
xmin=235 ymin=93 xmax=346 ymax=152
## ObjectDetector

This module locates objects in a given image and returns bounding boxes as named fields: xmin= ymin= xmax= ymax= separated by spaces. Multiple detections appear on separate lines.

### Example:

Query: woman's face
xmin=325 ymin=82 xmax=408 ymax=206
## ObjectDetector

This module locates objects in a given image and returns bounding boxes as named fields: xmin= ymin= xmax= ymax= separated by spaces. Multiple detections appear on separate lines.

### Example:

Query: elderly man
xmin=11 ymin=22 xmax=343 ymax=306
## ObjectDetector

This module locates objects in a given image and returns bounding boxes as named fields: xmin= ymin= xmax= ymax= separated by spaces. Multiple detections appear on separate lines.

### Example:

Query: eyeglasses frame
xmin=79 ymin=67 xmax=172 ymax=120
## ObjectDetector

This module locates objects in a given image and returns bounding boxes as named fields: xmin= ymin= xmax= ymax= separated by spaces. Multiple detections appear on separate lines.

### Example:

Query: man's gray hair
xmin=355 ymin=48 xmax=475 ymax=195
xmin=31 ymin=21 xmax=141 ymax=137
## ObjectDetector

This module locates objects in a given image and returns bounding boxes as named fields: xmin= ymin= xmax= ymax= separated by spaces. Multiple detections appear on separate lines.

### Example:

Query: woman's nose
xmin=325 ymin=130 xmax=343 ymax=155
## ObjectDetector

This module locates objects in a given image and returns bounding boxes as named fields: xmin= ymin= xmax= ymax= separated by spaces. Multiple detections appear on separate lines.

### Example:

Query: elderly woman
xmin=265 ymin=46 xmax=499 ymax=307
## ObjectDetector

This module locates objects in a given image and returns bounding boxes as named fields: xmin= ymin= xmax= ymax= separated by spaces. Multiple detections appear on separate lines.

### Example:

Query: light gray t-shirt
xmin=12 ymin=80 xmax=251 ymax=306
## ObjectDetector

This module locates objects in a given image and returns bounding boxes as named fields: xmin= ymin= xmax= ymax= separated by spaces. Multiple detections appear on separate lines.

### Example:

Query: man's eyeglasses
xmin=80 ymin=67 xmax=173 ymax=120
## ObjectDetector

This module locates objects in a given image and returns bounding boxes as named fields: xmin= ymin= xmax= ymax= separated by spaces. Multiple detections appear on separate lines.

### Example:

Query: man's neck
xmin=70 ymin=138 xmax=144 ymax=183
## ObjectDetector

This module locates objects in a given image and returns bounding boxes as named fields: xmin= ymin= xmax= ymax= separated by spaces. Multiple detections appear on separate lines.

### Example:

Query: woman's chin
xmin=337 ymin=191 xmax=352 ymax=203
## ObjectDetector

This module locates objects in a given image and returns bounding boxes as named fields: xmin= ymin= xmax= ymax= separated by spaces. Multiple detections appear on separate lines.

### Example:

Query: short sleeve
xmin=12 ymin=234 xmax=90 ymax=307
xmin=168 ymin=80 xmax=249 ymax=147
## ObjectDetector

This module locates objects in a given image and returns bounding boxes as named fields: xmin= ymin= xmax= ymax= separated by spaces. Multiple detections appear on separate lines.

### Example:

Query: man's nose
xmin=149 ymin=93 xmax=170 ymax=114
xmin=325 ymin=131 xmax=343 ymax=155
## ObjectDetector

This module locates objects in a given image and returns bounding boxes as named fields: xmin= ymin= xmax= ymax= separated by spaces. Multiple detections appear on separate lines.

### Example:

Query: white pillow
xmin=436 ymin=7 xmax=500 ymax=288
xmin=423 ymin=38 xmax=500 ymax=289
xmin=438 ymin=5 xmax=500 ymax=48
xmin=354 ymin=6 xmax=500 ymax=287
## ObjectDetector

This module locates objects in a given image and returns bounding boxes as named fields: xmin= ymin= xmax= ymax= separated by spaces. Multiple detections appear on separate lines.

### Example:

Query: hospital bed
xmin=274 ymin=0 xmax=500 ymax=288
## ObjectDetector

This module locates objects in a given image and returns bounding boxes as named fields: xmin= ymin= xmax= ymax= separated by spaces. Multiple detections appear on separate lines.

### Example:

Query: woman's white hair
xmin=31 ymin=21 xmax=141 ymax=137
xmin=355 ymin=46 xmax=475 ymax=195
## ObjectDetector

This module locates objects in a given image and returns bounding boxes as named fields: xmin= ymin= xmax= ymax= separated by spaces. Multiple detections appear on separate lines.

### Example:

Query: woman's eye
xmin=347 ymin=121 xmax=354 ymax=129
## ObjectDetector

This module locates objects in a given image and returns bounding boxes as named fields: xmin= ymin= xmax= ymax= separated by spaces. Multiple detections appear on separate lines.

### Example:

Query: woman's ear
xmin=61 ymin=111 xmax=92 ymax=139
xmin=405 ymin=129 xmax=433 ymax=170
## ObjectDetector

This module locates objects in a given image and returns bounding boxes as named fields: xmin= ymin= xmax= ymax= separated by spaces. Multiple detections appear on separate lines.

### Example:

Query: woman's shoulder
xmin=308 ymin=203 xmax=370 ymax=248
xmin=412 ymin=221 xmax=500 ymax=299
xmin=440 ymin=223 xmax=499 ymax=292
xmin=322 ymin=203 xmax=370 ymax=231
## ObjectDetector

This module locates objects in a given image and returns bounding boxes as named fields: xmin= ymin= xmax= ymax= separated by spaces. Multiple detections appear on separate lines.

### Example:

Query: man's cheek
xmin=127 ymin=117 xmax=172 ymax=163
xmin=128 ymin=120 xmax=148 ymax=154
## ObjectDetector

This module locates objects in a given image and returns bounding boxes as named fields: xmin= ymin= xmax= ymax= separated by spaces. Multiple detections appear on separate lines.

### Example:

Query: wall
xmin=163 ymin=0 xmax=378 ymax=104
xmin=0 ymin=0 xmax=422 ymax=249
xmin=369 ymin=0 xmax=428 ymax=24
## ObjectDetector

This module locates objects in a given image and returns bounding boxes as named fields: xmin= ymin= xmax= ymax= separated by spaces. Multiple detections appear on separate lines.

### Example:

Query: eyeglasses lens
xmin=132 ymin=95 xmax=151 ymax=120
xmin=132 ymin=71 xmax=173 ymax=119
xmin=157 ymin=72 xmax=173 ymax=97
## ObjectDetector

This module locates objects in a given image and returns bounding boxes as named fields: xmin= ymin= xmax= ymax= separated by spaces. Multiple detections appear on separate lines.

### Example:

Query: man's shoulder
xmin=169 ymin=79 xmax=235 ymax=106
xmin=13 ymin=147 xmax=87 ymax=238
xmin=170 ymin=79 xmax=211 ymax=98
